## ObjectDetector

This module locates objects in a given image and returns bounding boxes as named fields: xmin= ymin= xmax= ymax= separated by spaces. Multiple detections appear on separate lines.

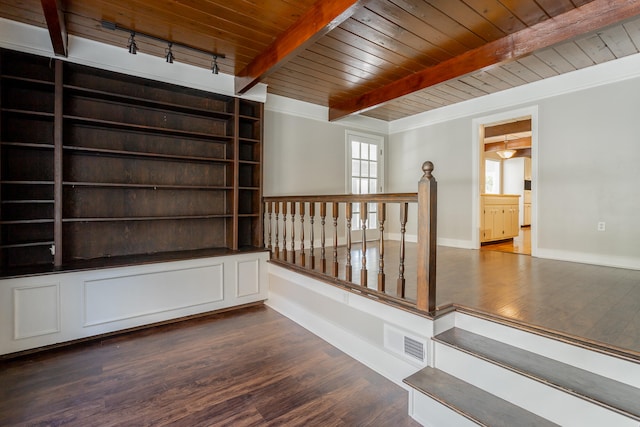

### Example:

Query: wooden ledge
xmin=0 ymin=246 xmax=268 ymax=280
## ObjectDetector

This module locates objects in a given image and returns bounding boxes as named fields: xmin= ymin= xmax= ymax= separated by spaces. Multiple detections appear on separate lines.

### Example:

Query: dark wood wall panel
xmin=62 ymin=218 xmax=228 ymax=262
xmin=63 ymin=188 xmax=230 ymax=218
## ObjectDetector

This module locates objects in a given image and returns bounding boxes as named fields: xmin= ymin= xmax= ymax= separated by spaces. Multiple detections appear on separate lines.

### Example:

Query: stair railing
xmin=263 ymin=161 xmax=437 ymax=314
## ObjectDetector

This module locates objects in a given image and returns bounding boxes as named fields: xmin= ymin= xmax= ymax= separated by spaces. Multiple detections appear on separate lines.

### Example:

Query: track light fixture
xmin=212 ymin=55 xmax=219 ymax=75
xmin=165 ymin=42 xmax=174 ymax=63
xmin=127 ymin=32 xmax=137 ymax=55
xmin=102 ymin=20 xmax=224 ymax=73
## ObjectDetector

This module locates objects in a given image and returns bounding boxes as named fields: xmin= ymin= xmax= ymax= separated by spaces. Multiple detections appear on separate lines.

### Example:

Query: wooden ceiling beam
xmin=329 ymin=0 xmax=640 ymax=120
xmin=485 ymin=137 xmax=532 ymax=152
xmin=484 ymin=120 xmax=532 ymax=138
xmin=235 ymin=0 xmax=363 ymax=94
xmin=40 ymin=0 xmax=67 ymax=57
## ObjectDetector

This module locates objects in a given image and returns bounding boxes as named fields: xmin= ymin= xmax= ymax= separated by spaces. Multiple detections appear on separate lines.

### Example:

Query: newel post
xmin=416 ymin=161 xmax=437 ymax=313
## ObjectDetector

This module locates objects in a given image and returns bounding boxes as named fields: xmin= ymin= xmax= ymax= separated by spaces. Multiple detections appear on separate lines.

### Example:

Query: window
xmin=485 ymin=159 xmax=501 ymax=194
xmin=347 ymin=131 xmax=384 ymax=230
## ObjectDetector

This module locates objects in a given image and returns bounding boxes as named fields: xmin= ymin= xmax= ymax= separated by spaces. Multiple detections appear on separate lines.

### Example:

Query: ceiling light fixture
xmin=496 ymin=136 xmax=516 ymax=159
xmin=102 ymin=21 xmax=224 ymax=73
xmin=212 ymin=55 xmax=219 ymax=74
xmin=165 ymin=42 xmax=174 ymax=63
xmin=127 ymin=32 xmax=137 ymax=55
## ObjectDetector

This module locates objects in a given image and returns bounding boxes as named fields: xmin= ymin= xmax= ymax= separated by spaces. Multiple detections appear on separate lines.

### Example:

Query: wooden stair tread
xmin=434 ymin=328 xmax=640 ymax=420
xmin=404 ymin=367 xmax=559 ymax=427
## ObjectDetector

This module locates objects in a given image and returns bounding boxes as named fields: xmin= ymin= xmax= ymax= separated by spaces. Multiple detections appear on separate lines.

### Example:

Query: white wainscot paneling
xmin=236 ymin=259 xmax=260 ymax=297
xmin=84 ymin=264 xmax=224 ymax=326
xmin=14 ymin=283 xmax=60 ymax=339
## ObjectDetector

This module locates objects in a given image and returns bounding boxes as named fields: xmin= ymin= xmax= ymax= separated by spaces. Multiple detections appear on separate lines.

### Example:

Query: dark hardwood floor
xmin=0 ymin=305 xmax=419 ymax=427
xmin=275 ymin=240 xmax=640 ymax=356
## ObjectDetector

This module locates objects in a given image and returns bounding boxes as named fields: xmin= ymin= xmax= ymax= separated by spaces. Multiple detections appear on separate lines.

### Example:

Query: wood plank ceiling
xmin=2 ymin=0 xmax=640 ymax=122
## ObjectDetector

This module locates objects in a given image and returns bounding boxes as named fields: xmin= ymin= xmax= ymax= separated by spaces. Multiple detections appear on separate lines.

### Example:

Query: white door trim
xmin=471 ymin=106 xmax=538 ymax=256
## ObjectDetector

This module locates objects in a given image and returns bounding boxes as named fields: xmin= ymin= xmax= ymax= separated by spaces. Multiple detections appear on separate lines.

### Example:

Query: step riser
xmin=453 ymin=312 xmax=639 ymax=387
xmin=408 ymin=389 xmax=481 ymax=427
xmin=434 ymin=342 xmax=637 ymax=427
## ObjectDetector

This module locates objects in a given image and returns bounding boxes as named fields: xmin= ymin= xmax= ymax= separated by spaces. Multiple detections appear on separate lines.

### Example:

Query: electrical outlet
xmin=597 ymin=222 xmax=606 ymax=232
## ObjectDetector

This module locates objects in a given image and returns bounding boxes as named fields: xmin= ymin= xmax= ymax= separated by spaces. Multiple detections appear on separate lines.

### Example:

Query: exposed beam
xmin=329 ymin=0 xmax=640 ymax=120
xmin=485 ymin=137 xmax=532 ymax=152
xmin=235 ymin=0 xmax=363 ymax=94
xmin=41 ymin=0 xmax=68 ymax=57
xmin=485 ymin=120 xmax=532 ymax=138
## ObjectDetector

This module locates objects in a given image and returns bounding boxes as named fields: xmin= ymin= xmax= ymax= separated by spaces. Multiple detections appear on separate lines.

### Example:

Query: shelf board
xmin=64 ymin=85 xmax=234 ymax=120
xmin=64 ymin=145 xmax=233 ymax=164
xmin=239 ymin=137 xmax=261 ymax=143
xmin=238 ymin=213 xmax=260 ymax=218
xmin=1 ymin=108 xmax=54 ymax=118
xmin=239 ymin=114 xmax=260 ymax=121
xmin=1 ymin=180 xmax=54 ymax=186
xmin=62 ymin=214 xmax=232 ymax=223
xmin=1 ymin=75 xmax=55 ymax=86
xmin=63 ymin=181 xmax=233 ymax=191
xmin=0 ymin=219 xmax=54 ymax=224
xmin=239 ymin=186 xmax=260 ymax=190
xmin=239 ymin=159 xmax=260 ymax=165
xmin=64 ymin=115 xmax=233 ymax=140
xmin=1 ymin=141 xmax=55 ymax=150
xmin=1 ymin=240 xmax=54 ymax=249
xmin=1 ymin=200 xmax=54 ymax=204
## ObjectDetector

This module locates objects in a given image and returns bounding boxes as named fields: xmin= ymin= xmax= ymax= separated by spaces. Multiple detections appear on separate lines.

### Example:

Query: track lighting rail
xmin=101 ymin=20 xmax=225 ymax=73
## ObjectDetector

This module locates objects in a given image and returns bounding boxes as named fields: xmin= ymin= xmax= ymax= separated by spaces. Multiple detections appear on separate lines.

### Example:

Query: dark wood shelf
xmin=0 ymin=219 xmax=54 ymax=225
xmin=1 ymin=142 xmax=54 ymax=150
xmin=62 ymin=214 xmax=232 ymax=223
xmin=0 ymin=241 xmax=54 ymax=249
xmin=64 ymin=145 xmax=232 ymax=164
xmin=239 ymin=160 xmax=260 ymax=165
xmin=64 ymin=85 xmax=234 ymax=120
xmin=239 ymin=137 xmax=261 ymax=144
xmin=1 ymin=200 xmax=54 ymax=204
xmin=1 ymin=48 xmax=263 ymax=273
xmin=64 ymin=115 xmax=232 ymax=140
xmin=63 ymin=181 xmax=233 ymax=191
xmin=1 ymin=75 xmax=54 ymax=87
xmin=1 ymin=108 xmax=54 ymax=118
xmin=0 ymin=181 xmax=54 ymax=186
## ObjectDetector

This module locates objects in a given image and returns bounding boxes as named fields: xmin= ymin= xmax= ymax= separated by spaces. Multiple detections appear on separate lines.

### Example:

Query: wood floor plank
xmin=274 ymin=238 xmax=640 ymax=355
xmin=0 ymin=305 xmax=418 ymax=426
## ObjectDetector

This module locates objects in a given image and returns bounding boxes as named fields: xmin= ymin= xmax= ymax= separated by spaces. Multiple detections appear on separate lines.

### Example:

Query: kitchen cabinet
xmin=481 ymin=194 xmax=520 ymax=242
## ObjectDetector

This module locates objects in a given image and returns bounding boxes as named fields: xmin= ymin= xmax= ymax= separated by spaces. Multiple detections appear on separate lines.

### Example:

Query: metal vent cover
xmin=404 ymin=335 xmax=425 ymax=361
xmin=383 ymin=323 xmax=427 ymax=365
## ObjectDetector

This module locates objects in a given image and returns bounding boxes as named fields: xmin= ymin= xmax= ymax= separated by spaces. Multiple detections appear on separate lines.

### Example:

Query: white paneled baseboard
xmin=0 ymin=252 xmax=268 ymax=356
xmin=83 ymin=264 xmax=225 ymax=327
xmin=13 ymin=283 xmax=60 ymax=340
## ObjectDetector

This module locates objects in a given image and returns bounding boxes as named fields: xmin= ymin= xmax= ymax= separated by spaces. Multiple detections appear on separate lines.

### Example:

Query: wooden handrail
xmin=263 ymin=193 xmax=417 ymax=203
xmin=263 ymin=163 xmax=437 ymax=314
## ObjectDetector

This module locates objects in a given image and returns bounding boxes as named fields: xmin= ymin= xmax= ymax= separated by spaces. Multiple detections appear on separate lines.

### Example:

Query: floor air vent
xmin=383 ymin=324 xmax=427 ymax=365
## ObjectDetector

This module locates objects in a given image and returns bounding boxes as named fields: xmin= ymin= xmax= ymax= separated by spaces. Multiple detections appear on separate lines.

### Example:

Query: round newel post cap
xmin=422 ymin=161 xmax=434 ymax=178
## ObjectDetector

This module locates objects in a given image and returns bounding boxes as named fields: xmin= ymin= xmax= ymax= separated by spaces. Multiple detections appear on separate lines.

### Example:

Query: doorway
xmin=472 ymin=106 xmax=538 ymax=256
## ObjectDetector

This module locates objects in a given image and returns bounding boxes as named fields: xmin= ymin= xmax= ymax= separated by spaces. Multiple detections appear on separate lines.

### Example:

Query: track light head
xmin=127 ymin=32 xmax=137 ymax=54
xmin=211 ymin=55 xmax=219 ymax=74
xmin=165 ymin=42 xmax=174 ymax=63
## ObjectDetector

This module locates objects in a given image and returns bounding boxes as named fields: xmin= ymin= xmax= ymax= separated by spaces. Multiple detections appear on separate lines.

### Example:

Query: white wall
xmin=264 ymin=54 xmax=640 ymax=269
xmin=263 ymin=110 xmax=348 ymax=196
xmin=385 ymin=60 xmax=640 ymax=269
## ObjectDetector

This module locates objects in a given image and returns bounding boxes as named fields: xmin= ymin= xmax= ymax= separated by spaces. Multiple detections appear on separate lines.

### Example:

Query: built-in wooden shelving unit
xmin=0 ymin=48 xmax=263 ymax=274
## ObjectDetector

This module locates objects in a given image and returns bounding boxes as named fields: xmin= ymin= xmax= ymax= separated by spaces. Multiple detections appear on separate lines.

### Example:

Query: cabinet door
xmin=504 ymin=205 xmax=520 ymax=237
